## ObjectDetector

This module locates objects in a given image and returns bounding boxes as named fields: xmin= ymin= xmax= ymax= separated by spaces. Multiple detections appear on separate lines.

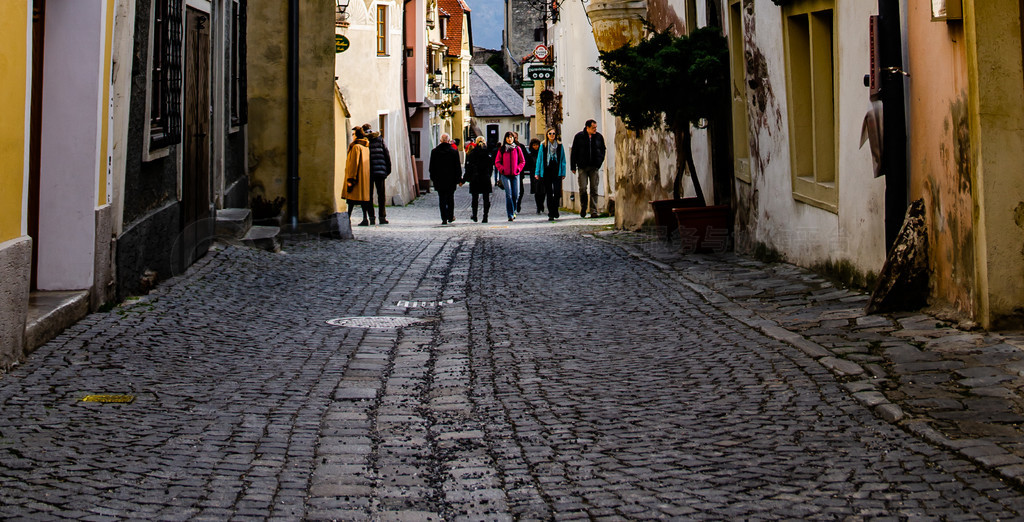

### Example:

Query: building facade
xmin=117 ymin=0 xmax=251 ymax=298
xmin=336 ymin=0 xmax=420 ymax=208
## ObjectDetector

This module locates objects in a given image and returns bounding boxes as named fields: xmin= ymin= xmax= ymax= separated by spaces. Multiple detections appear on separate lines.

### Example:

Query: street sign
xmin=335 ymin=34 xmax=350 ymax=53
xmin=534 ymin=44 xmax=549 ymax=60
xmin=527 ymin=65 xmax=554 ymax=80
xmin=521 ymin=79 xmax=535 ymax=89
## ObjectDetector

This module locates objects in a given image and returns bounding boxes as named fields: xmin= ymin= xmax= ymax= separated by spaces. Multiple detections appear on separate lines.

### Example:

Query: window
xmin=230 ymin=0 xmax=248 ymax=127
xmin=783 ymin=1 xmax=837 ymax=212
xmin=439 ymin=16 xmax=448 ymax=40
xmin=377 ymin=5 xmax=388 ymax=55
xmin=150 ymin=0 xmax=183 ymax=150
xmin=410 ymin=131 xmax=421 ymax=158
xmin=729 ymin=0 xmax=750 ymax=183
xmin=534 ymin=28 xmax=546 ymax=42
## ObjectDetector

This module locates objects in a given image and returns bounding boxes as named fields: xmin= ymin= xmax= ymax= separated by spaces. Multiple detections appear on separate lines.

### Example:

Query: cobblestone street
xmin=2 ymin=189 xmax=1024 ymax=520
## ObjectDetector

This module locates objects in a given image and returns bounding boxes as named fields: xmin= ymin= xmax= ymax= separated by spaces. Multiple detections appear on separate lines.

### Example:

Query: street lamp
xmin=336 ymin=0 xmax=350 ymax=24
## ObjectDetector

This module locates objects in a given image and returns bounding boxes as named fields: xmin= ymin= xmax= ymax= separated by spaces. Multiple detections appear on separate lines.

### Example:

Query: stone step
xmin=215 ymin=208 xmax=252 ymax=239
xmin=25 ymin=290 xmax=90 ymax=355
xmin=243 ymin=225 xmax=282 ymax=253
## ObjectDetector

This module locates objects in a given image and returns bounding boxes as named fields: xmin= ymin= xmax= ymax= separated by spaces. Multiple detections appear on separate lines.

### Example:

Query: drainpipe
xmin=287 ymin=0 xmax=300 ymax=228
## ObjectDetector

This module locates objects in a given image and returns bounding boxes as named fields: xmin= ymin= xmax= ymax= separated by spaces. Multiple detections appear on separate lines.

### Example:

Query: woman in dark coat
xmin=463 ymin=136 xmax=493 ymax=222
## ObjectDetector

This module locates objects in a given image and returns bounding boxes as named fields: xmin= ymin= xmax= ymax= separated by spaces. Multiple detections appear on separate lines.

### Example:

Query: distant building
xmin=469 ymin=65 xmax=529 ymax=149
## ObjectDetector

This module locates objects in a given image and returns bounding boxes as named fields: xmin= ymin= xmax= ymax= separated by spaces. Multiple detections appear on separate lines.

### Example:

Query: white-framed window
xmin=377 ymin=4 xmax=388 ymax=55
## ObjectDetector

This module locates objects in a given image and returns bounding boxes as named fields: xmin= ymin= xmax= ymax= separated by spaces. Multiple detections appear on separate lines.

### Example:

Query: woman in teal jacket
xmin=534 ymin=128 xmax=566 ymax=221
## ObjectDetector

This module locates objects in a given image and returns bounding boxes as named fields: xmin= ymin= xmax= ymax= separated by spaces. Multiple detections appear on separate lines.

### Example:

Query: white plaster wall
xmin=549 ymin=0 xmax=615 ymax=204
xmin=37 ymin=0 xmax=106 ymax=290
xmin=336 ymin=0 xmax=418 ymax=205
xmin=738 ymin=0 xmax=885 ymax=274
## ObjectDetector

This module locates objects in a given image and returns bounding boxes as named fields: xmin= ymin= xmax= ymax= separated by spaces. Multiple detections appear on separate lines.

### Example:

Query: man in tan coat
xmin=342 ymin=126 xmax=372 ymax=225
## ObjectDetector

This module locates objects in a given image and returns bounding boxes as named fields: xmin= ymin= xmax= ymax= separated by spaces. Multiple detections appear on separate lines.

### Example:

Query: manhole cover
xmin=82 ymin=394 xmax=135 ymax=403
xmin=326 ymin=316 xmax=433 ymax=329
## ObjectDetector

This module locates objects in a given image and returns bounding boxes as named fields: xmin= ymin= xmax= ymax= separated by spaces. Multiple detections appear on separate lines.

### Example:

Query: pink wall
xmin=906 ymin=5 xmax=973 ymax=314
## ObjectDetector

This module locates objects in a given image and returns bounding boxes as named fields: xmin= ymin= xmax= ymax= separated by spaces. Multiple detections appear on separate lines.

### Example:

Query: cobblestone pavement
xmin=1 ymin=188 xmax=1023 ymax=519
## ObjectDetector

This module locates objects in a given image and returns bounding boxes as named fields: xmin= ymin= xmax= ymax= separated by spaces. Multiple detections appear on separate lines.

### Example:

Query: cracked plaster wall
xmin=732 ymin=0 xmax=884 ymax=275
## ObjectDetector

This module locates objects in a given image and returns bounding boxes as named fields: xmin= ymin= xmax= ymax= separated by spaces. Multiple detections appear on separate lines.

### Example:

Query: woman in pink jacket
xmin=494 ymin=131 xmax=525 ymax=221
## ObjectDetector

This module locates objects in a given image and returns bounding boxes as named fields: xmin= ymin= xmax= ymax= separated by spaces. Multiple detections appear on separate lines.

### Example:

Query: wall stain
xmin=741 ymin=0 xmax=782 ymax=179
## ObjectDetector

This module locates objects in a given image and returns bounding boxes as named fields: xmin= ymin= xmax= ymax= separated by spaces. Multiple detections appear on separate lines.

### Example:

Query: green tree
xmin=593 ymin=26 xmax=730 ymax=203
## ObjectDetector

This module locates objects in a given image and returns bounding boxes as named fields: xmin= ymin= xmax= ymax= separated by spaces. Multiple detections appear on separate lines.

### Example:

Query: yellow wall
xmin=97 ymin=0 xmax=115 ymax=207
xmin=907 ymin=5 xmax=973 ymax=315
xmin=0 ymin=3 xmax=29 ymax=242
xmin=963 ymin=0 xmax=1024 ymax=328
xmin=248 ymin=0 xmax=336 ymax=223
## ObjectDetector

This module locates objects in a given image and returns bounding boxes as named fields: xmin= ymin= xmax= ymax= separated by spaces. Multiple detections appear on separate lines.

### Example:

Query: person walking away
xmin=526 ymin=138 xmax=543 ymax=213
xmin=493 ymin=131 xmax=525 ymax=221
xmin=463 ymin=136 xmax=493 ymax=222
xmin=362 ymin=123 xmax=392 ymax=225
xmin=570 ymin=119 xmax=607 ymax=218
xmin=514 ymin=132 xmax=530 ymax=214
xmin=429 ymin=133 xmax=462 ymax=224
xmin=535 ymin=129 xmax=566 ymax=221
xmin=342 ymin=127 xmax=373 ymax=226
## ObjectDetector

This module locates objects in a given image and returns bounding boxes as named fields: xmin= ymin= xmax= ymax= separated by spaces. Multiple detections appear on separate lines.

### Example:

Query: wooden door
xmin=181 ymin=7 xmax=211 ymax=269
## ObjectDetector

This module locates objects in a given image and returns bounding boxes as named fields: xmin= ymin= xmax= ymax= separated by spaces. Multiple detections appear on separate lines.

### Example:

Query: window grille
xmin=150 ymin=0 xmax=183 ymax=150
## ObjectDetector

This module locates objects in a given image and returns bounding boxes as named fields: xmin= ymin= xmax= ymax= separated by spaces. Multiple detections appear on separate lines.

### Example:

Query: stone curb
xmin=596 ymin=236 xmax=1024 ymax=490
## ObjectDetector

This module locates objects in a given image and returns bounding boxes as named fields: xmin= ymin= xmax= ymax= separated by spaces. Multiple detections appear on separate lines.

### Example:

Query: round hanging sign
xmin=534 ymin=44 xmax=548 ymax=60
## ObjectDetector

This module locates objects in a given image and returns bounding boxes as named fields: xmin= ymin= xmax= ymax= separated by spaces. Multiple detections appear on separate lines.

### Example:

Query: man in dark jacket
xmin=362 ymin=123 xmax=392 ymax=224
xmin=570 ymin=119 xmax=606 ymax=218
xmin=429 ymin=133 xmax=462 ymax=224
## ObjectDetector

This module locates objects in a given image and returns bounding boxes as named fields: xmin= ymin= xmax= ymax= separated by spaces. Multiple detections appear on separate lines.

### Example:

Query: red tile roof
xmin=438 ymin=0 xmax=466 ymax=57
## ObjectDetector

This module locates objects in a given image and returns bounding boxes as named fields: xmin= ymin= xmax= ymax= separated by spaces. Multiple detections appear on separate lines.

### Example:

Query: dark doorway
xmin=486 ymin=124 xmax=499 ymax=150
xmin=28 ymin=0 xmax=45 ymax=291
xmin=878 ymin=0 xmax=908 ymax=250
xmin=179 ymin=7 xmax=212 ymax=271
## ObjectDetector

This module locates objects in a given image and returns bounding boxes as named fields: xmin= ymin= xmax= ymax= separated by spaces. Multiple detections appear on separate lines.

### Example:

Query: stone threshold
xmin=25 ymin=290 xmax=90 ymax=355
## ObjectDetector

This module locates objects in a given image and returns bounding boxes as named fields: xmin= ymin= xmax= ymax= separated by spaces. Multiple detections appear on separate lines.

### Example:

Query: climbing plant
xmin=592 ymin=26 xmax=730 ymax=203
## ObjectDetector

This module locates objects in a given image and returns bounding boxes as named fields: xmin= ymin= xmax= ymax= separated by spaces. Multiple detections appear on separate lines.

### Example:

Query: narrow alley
xmin=2 ymin=191 xmax=1023 ymax=520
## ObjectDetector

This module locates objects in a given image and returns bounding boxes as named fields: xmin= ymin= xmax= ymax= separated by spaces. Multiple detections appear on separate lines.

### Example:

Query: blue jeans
xmin=500 ymin=175 xmax=519 ymax=218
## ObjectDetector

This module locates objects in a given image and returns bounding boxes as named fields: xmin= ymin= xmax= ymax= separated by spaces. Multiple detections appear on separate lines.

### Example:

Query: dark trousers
xmin=471 ymin=191 xmax=490 ymax=220
xmin=545 ymin=176 xmax=563 ymax=219
xmin=532 ymin=175 xmax=546 ymax=212
xmin=368 ymin=177 xmax=387 ymax=221
xmin=438 ymin=189 xmax=455 ymax=222
xmin=349 ymin=200 xmax=372 ymax=222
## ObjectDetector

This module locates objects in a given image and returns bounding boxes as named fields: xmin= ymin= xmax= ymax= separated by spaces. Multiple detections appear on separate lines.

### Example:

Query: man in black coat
xmin=570 ymin=119 xmax=607 ymax=218
xmin=362 ymin=123 xmax=392 ymax=224
xmin=429 ymin=133 xmax=462 ymax=224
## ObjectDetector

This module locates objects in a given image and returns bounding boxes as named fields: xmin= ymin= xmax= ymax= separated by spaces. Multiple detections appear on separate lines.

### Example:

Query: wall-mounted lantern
xmin=336 ymin=0 xmax=351 ymax=25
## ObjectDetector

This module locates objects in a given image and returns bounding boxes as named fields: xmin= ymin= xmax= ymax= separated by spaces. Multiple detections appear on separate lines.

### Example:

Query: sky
xmin=465 ymin=0 xmax=503 ymax=50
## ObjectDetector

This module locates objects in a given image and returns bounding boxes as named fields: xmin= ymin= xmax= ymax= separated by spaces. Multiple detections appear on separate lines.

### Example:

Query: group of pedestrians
xmin=340 ymin=120 xmax=607 ymax=227
xmin=342 ymin=123 xmax=391 ymax=226
xmin=426 ymin=121 xmax=606 ymax=224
